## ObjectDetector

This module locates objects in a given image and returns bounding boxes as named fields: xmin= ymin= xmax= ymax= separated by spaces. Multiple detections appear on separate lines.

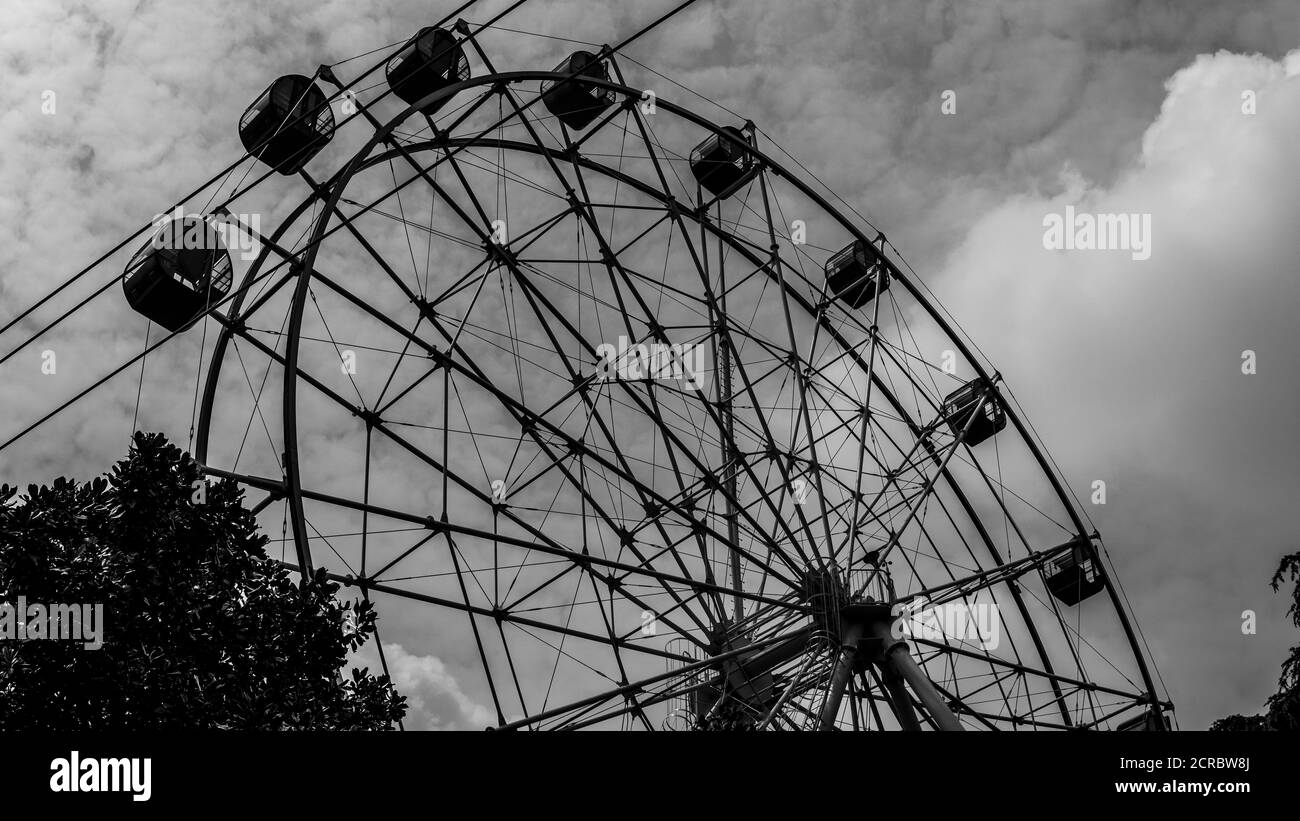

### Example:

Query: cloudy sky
xmin=2 ymin=0 xmax=1299 ymax=730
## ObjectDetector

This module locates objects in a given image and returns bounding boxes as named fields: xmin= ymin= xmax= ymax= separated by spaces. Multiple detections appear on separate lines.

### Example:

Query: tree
xmin=1210 ymin=552 xmax=1300 ymax=731
xmin=0 ymin=432 xmax=406 ymax=729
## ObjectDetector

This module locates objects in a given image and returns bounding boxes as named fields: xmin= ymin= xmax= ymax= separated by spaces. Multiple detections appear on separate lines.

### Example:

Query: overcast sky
xmin=2 ymin=0 xmax=1299 ymax=730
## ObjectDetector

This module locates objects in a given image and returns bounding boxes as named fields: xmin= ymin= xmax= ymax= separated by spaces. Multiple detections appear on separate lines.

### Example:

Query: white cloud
xmin=928 ymin=47 xmax=1300 ymax=727
xmin=353 ymin=641 xmax=496 ymax=730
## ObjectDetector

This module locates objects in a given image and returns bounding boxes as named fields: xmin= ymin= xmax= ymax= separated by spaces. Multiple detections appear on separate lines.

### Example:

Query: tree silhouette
xmin=0 ymin=432 xmax=405 ymax=729
xmin=1210 ymin=552 xmax=1300 ymax=731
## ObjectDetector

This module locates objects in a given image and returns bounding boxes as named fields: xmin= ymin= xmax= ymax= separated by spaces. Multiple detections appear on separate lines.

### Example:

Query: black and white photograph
xmin=0 ymin=0 xmax=1296 ymax=807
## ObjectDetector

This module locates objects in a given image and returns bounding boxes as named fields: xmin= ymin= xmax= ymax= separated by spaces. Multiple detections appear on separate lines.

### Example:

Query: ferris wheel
xmin=0 ymin=0 xmax=1174 ymax=731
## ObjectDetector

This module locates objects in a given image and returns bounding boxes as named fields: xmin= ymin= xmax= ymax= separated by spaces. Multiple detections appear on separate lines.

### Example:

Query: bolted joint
xmin=412 ymin=295 xmax=438 ymax=320
xmin=486 ymin=241 xmax=517 ymax=267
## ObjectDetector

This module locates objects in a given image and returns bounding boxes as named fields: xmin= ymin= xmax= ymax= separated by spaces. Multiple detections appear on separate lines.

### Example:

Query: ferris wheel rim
xmin=189 ymin=68 xmax=1163 ymax=728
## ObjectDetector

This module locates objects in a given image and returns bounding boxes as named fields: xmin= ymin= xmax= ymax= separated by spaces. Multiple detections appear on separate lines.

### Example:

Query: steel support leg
xmin=868 ymin=618 xmax=963 ymax=731
xmin=817 ymin=622 xmax=864 ymax=730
